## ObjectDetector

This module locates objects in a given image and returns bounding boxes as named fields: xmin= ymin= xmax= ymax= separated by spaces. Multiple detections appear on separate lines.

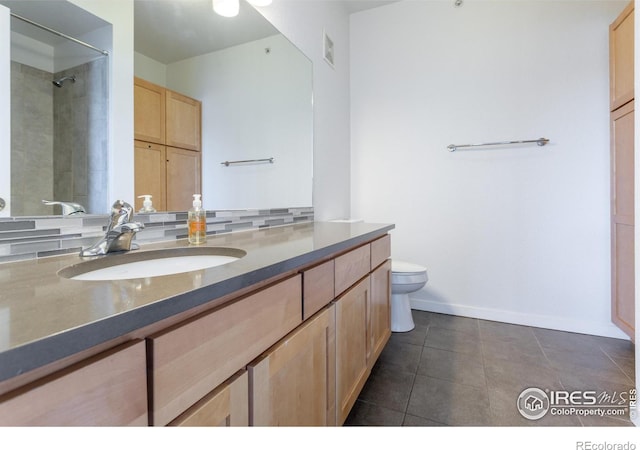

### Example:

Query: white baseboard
xmin=410 ymin=297 xmax=629 ymax=340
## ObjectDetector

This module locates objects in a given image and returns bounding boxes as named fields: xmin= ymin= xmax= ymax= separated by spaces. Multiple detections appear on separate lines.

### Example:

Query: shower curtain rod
xmin=10 ymin=13 xmax=109 ymax=56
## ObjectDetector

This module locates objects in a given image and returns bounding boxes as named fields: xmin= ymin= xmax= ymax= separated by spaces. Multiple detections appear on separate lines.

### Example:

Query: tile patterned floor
xmin=345 ymin=311 xmax=636 ymax=427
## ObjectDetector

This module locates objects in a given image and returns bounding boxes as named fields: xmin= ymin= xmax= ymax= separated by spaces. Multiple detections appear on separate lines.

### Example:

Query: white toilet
xmin=391 ymin=260 xmax=428 ymax=332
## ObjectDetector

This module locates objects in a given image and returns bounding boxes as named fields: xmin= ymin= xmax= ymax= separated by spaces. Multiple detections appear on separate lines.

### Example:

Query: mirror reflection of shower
xmin=52 ymin=75 xmax=76 ymax=88
xmin=4 ymin=1 xmax=111 ymax=216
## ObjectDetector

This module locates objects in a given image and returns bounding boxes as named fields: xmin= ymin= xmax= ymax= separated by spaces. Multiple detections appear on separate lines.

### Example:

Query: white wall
xmin=167 ymin=34 xmax=313 ymax=210
xmin=257 ymin=1 xmax=352 ymax=220
xmin=351 ymin=0 xmax=628 ymax=338
xmin=134 ymin=51 xmax=166 ymax=87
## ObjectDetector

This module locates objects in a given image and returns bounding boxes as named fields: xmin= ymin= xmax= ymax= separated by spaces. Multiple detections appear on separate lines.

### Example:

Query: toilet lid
xmin=392 ymin=260 xmax=427 ymax=274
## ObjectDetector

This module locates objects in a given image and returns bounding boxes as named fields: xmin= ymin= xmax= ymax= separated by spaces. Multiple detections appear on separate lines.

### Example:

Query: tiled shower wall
xmin=0 ymin=207 xmax=314 ymax=264
xmin=10 ymin=58 xmax=108 ymax=216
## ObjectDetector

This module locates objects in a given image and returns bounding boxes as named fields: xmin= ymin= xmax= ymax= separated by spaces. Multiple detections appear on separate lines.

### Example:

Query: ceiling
xmin=1 ymin=0 xmax=400 ymax=66
xmin=340 ymin=0 xmax=400 ymax=14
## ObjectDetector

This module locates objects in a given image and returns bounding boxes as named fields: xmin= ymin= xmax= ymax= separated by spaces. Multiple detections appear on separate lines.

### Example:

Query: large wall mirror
xmin=1 ymin=0 xmax=111 ymax=216
xmin=1 ymin=0 xmax=313 ymax=217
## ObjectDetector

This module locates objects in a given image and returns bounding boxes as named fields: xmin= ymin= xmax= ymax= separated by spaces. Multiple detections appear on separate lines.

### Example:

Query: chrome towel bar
xmin=447 ymin=138 xmax=549 ymax=152
xmin=221 ymin=157 xmax=275 ymax=167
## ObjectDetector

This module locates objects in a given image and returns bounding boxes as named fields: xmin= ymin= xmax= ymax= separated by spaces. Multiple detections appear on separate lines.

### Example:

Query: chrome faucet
xmin=80 ymin=200 xmax=144 ymax=257
xmin=42 ymin=200 xmax=86 ymax=215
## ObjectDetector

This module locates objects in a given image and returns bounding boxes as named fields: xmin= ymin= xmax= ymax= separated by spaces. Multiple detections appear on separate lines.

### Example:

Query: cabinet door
xmin=170 ymin=371 xmax=248 ymax=427
xmin=610 ymin=2 xmax=634 ymax=111
xmin=148 ymin=275 xmax=302 ymax=426
xmin=166 ymin=90 xmax=201 ymax=151
xmin=0 ymin=341 xmax=147 ymax=426
xmin=134 ymin=77 xmax=165 ymax=144
xmin=611 ymin=101 xmax=635 ymax=338
xmin=134 ymin=140 xmax=167 ymax=211
xmin=249 ymin=305 xmax=336 ymax=426
xmin=166 ymin=146 xmax=201 ymax=211
xmin=335 ymin=276 xmax=370 ymax=425
xmin=369 ymin=259 xmax=391 ymax=368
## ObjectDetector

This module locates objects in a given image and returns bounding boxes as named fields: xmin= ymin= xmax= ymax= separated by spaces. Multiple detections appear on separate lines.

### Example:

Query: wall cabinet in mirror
xmin=134 ymin=77 xmax=202 ymax=212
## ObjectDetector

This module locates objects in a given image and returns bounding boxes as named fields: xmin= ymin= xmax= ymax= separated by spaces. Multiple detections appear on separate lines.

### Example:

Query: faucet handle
xmin=108 ymin=200 xmax=135 ymax=231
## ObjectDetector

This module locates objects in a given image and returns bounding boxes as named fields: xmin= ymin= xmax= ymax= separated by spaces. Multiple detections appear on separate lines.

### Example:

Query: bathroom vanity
xmin=0 ymin=221 xmax=393 ymax=426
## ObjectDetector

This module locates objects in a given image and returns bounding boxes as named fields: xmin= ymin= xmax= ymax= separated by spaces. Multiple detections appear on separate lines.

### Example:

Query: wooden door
xmin=166 ymin=147 xmax=201 ymax=211
xmin=134 ymin=77 xmax=165 ymax=144
xmin=335 ymin=276 xmax=370 ymax=425
xmin=134 ymin=140 xmax=167 ymax=211
xmin=166 ymin=90 xmax=201 ymax=151
xmin=248 ymin=305 xmax=336 ymax=426
xmin=611 ymin=101 xmax=635 ymax=338
xmin=369 ymin=259 xmax=391 ymax=368
xmin=610 ymin=2 xmax=634 ymax=111
xmin=169 ymin=371 xmax=248 ymax=427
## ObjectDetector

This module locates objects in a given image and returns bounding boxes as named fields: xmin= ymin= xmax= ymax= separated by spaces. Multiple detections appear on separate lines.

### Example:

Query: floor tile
xmin=544 ymin=348 xmax=633 ymax=386
xmin=412 ymin=310 xmax=433 ymax=327
xmin=479 ymin=319 xmax=537 ymax=345
xmin=403 ymin=414 xmax=447 ymax=426
xmin=428 ymin=313 xmax=479 ymax=336
xmin=349 ymin=311 xmax=636 ymax=428
xmin=533 ymin=327 xmax=601 ymax=354
xmin=390 ymin=323 xmax=429 ymax=347
xmin=344 ymin=400 xmax=405 ymax=426
xmin=376 ymin=339 xmax=423 ymax=373
xmin=424 ymin=326 xmax=482 ymax=354
xmin=407 ymin=375 xmax=491 ymax=426
xmin=417 ymin=346 xmax=486 ymax=388
xmin=358 ymin=363 xmax=415 ymax=412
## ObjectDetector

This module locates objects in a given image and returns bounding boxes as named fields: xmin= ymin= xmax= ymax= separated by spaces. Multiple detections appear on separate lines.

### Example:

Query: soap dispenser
xmin=137 ymin=195 xmax=156 ymax=213
xmin=188 ymin=194 xmax=206 ymax=245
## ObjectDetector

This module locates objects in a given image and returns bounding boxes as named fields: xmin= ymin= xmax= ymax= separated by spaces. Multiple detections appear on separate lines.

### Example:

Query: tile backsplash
xmin=0 ymin=207 xmax=314 ymax=264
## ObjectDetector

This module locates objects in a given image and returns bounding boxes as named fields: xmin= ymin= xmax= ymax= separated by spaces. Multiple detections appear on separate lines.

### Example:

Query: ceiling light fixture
xmin=213 ymin=0 xmax=240 ymax=17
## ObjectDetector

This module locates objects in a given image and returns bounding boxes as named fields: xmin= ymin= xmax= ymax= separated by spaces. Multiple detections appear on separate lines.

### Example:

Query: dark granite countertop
xmin=0 ymin=221 xmax=394 ymax=383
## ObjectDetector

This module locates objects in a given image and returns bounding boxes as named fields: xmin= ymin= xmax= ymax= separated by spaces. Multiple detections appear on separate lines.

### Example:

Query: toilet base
xmin=391 ymin=292 xmax=415 ymax=332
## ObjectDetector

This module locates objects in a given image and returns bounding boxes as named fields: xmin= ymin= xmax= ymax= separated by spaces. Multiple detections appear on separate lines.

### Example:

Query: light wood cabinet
xmin=166 ymin=90 xmax=201 ymax=151
xmin=169 ymin=370 xmax=248 ymax=427
xmin=147 ymin=275 xmax=302 ymax=426
xmin=249 ymin=305 xmax=336 ymax=426
xmin=335 ymin=276 xmax=370 ymax=425
xmin=610 ymin=2 xmax=635 ymax=340
xmin=610 ymin=2 xmax=634 ymax=112
xmin=134 ymin=78 xmax=165 ymax=144
xmin=166 ymin=146 xmax=202 ymax=211
xmin=0 ymin=234 xmax=391 ymax=426
xmin=0 ymin=341 xmax=147 ymax=426
xmin=134 ymin=77 xmax=202 ymax=212
xmin=134 ymin=140 xmax=167 ymax=210
xmin=611 ymin=101 xmax=635 ymax=338
xmin=369 ymin=259 xmax=392 ymax=367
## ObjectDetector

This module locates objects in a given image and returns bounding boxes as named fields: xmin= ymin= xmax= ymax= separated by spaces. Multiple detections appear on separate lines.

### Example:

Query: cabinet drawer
xmin=148 ymin=275 xmax=302 ymax=426
xmin=335 ymin=244 xmax=371 ymax=297
xmin=303 ymin=259 xmax=335 ymax=320
xmin=370 ymin=234 xmax=391 ymax=270
xmin=169 ymin=370 xmax=248 ymax=427
xmin=0 ymin=340 xmax=147 ymax=426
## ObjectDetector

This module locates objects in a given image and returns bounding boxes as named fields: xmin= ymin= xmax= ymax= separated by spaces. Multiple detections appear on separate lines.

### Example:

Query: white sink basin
xmin=59 ymin=247 xmax=246 ymax=281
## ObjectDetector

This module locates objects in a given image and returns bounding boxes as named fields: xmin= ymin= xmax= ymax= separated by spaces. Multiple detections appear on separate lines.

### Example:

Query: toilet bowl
xmin=391 ymin=260 xmax=428 ymax=332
